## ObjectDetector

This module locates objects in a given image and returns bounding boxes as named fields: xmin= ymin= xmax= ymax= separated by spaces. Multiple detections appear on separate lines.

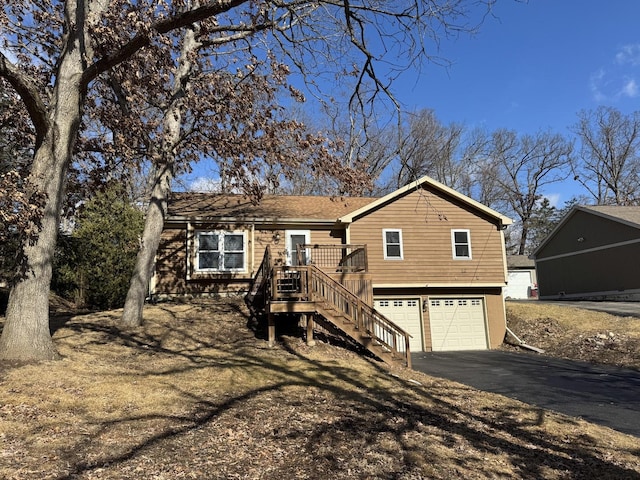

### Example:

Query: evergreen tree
xmin=53 ymin=186 xmax=144 ymax=310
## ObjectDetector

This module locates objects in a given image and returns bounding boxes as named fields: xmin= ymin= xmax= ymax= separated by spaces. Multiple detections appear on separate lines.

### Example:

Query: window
xmin=383 ymin=229 xmax=403 ymax=259
xmin=196 ymin=231 xmax=246 ymax=272
xmin=451 ymin=229 xmax=472 ymax=259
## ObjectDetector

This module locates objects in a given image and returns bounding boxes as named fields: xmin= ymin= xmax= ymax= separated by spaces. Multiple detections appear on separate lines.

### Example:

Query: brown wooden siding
xmin=155 ymin=227 xmax=188 ymax=295
xmin=536 ymin=210 xmax=640 ymax=259
xmin=156 ymin=223 xmax=347 ymax=296
xmin=349 ymin=187 xmax=506 ymax=286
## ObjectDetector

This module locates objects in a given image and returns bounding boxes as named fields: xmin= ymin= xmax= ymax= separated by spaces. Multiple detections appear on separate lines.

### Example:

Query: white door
xmin=428 ymin=298 xmax=487 ymax=351
xmin=505 ymin=271 xmax=532 ymax=299
xmin=374 ymin=298 xmax=423 ymax=352
xmin=285 ymin=230 xmax=310 ymax=266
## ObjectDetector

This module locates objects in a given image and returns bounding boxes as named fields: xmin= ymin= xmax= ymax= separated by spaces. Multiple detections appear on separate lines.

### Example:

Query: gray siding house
xmin=531 ymin=205 xmax=640 ymax=301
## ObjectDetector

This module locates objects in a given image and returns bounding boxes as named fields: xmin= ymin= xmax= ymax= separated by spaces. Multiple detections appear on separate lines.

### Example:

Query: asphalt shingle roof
xmin=580 ymin=205 xmax=640 ymax=228
xmin=167 ymin=192 xmax=376 ymax=221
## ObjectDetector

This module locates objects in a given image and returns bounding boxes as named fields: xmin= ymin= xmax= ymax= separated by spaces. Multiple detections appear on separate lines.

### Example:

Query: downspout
xmin=505 ymin=327 xmax=545 ymax=354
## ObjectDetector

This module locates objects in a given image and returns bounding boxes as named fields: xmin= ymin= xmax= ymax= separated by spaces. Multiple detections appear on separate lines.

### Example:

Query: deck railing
xmin=270 ymin=262 xmax=411 ymax=367
xmin=297 ymin=244 xmax=368 ymax=273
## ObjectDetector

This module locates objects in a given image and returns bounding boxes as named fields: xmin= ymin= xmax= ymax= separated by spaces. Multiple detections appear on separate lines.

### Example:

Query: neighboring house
xmin=154 ymin=176 xmax=512 ymax=363
xmin=531 ymin=205 xmax=640 ymax=301
xmin=504 ymin=255 xmax=537 ymax=299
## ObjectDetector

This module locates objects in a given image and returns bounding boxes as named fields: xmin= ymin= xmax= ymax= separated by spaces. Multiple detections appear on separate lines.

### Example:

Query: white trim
xmin=539 ymin=287 xmax=640 ymax=300
xmin=500 ymin=229 xmax=508 ymax=283
xmin=338 ymin=175 xmax=512 ymax=226
xmin=186 ymin=222 xmax=193 ymax=281
xmin=534 ymin=237 xmax=640 ymax=263
xmin=373 ymin=282 xmax=507 ymax=288
xmin=285 ymin=230 xmax=311 ymax=266
xmin=383 ymin=228 xmax=404 ymax=260
xmin=195 ymin=230 xmax=247 ymax=273
xmin=451 ymin=229 xmax=472 ymax=260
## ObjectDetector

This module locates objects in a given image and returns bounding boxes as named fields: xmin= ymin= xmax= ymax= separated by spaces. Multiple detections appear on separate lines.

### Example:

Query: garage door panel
xmin=374 ymin=299 xmax=423 ymax=352
xmin=429 ymin=298 xmax=487 ymax=351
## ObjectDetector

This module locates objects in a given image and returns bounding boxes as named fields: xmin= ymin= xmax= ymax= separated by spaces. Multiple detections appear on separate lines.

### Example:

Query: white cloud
xmin=615 ymin=44 xmax=640 ymax=66
xmin=543 ymin=193 xmax=561 ymax=208
xmin=589 ymin=68 xmax=607 ymax=102
xmin=189 ymin=177 xmax=223 ymax=192
xmin=621 ymin=77 xmax=639 ymax=98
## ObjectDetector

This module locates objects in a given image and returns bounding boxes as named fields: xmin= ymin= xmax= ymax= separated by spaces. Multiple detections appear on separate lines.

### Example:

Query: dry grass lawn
xmin=0 ymin=298 xmax=639 ymax=479
xmin=505 ymin=301 xmax=640 ymax=370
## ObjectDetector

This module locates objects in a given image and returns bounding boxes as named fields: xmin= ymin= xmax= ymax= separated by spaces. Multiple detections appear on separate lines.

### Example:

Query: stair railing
xmin=308 ymin=264 xmax=411 ymax=367
xmin=247 ymin=245 xmax=272 ymax=307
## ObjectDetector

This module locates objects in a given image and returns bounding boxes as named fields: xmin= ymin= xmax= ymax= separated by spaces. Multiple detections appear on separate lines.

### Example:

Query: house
xmin=504 ymin=255 xmax=537 ymax=299
xmin=153 ymin=176 xmax=512 ymax=365
xmin=532 ymin=205 xmax=640 ymax=301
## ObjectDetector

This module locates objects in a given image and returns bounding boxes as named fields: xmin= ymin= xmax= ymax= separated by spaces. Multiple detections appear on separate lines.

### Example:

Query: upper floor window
xmin=383 ymin=229 xmax=403 ymax=260
xmin=451 ymin=229 xmax=472 ymax=259
xmin=196 ymin=230 xmax=246 ymax=272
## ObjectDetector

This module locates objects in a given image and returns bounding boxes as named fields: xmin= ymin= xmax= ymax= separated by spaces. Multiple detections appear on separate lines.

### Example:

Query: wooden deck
xmin=247 ymin=246 xmax=412 ymax=368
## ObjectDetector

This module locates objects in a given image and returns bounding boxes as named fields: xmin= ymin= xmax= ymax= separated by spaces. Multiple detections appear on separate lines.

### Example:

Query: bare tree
xmin=0 ymin=0 xmax=496 ymax=360
xmin=488 ymin=129 xmax=573 ymax=255
xmin=572 ymin=106 xmax=640 ymax=205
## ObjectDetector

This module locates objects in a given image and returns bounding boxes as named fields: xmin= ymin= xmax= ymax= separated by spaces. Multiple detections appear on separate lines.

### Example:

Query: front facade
xmin=154 ymin=176 xmax=512 ymax=352
xmin=532 ymin=205 xmax=640 ymax=301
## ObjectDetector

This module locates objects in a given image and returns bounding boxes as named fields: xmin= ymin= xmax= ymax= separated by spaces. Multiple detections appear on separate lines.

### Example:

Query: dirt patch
xmin=503 ymin=301 xmax=640 ymax=370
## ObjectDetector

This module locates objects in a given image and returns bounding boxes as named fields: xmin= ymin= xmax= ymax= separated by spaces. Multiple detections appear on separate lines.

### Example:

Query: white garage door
xmin=505 ymin=271 xmax=532 ymax=299
xmin=374 ymin=298 xmax=423 ymax=352
xmin=428 ymin=298 xmax=487 ymax=351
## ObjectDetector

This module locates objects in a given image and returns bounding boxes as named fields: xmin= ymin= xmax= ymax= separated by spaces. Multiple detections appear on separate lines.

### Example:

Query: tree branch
xmin=82 ymin=0 xmax=250 ymax=86
xmin=0 ymin=54 xmax=49 ymax=147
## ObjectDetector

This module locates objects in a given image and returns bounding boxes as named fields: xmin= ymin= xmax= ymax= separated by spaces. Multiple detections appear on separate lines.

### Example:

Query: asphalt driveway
xmin=509 ymin=299 xmax=640 ymax=318
xmin=411 ymin=351 xmax=640 ymax=437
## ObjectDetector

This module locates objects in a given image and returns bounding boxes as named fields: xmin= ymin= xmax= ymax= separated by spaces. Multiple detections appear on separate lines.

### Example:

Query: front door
xmin=285 ymin=230 xmax=310 ymax=266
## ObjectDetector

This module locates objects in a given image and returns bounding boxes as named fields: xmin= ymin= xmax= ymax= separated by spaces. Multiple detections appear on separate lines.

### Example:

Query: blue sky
xmin=187 ymin=1 xmax=640 ymax=205
xmin=374 ymin=0 xmax=640 ymax=206
xmin=395 ymin=0 xmax=640 ymax=135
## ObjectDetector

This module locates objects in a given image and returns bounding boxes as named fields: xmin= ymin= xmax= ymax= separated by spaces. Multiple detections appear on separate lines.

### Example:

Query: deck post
xmin=306 ymin=313 xmax=316 ymax=347
xmin=268 ymin=312 xmax=276 ymax=348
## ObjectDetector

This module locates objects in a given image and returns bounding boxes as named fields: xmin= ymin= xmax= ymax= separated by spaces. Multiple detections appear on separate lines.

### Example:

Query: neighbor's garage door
xmin=374 ymin=298 xmax=423 ymax=352
xmin=504 ymin=270 xmax=532 ymax=299
xmin=428 ymin=298 xmax=487 ymax=351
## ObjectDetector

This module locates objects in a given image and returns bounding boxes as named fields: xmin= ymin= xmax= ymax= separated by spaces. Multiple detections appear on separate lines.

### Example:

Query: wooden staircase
xmin=247 ymin=246 xmax=412 ymax=369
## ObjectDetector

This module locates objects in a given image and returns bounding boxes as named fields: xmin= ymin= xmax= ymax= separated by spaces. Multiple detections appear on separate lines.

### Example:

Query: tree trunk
xmin=0 ymin=2 xmax=86 ymax=360
xmin=0 ymin=134 xmax=77 ymax=360
xmin=121 ymin=167 xmax=173 ymax=326
xmin=121 ymin=24 xmax=199 ymax=327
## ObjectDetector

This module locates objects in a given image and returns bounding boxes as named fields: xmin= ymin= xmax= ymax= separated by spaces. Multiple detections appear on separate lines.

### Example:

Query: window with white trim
xmin=196 ymin=231 xmax=246 ymax=272
xmin=383 ymin=229 xmax=403 ymax=260
xmin=451 ymin=229 xmax=472 ymax=259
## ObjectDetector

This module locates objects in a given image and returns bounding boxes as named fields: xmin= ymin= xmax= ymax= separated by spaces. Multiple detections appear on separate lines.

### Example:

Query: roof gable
xmin=338 ymin=175 xmax=512 ymax=226
xmin=532 ymin=205 xmax=640 ymax=258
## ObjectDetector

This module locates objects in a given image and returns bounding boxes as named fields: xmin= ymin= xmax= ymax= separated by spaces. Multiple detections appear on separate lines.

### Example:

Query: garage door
xmin=374 ymin=298 xmax=423 ymax=352
xmin=428 ymin=298 xmax=487 ymax=351
xmin=505 ymin=271 xmax=532 ymax=299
